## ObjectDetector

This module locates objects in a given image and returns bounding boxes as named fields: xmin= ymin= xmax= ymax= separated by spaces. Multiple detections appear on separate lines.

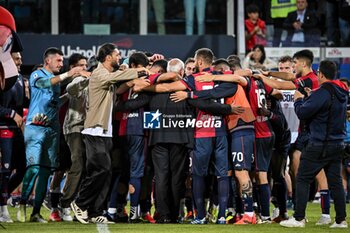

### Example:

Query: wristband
xmin=59 ymin=72 xmax=69 ymax=81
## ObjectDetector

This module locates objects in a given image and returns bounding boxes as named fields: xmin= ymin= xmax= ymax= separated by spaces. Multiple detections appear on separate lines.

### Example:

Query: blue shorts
xmin=254 ymin=135 xmax=275 ymax=172
xmin=230 ymin=129 xmax=255 ymax=171
xmin=127 ymin=135 xmax=145 ymax=178
xmin=192 ymin=136 xmax=228 ymax=177
xmin=24 ymin=124 xmax=59 ymax=169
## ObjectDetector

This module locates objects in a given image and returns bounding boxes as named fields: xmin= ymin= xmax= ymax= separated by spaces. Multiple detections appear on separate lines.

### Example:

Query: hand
xmin=195 ymin=74 xmax=214 ymax=82
xmin=260 ymin=70 xmax=269 ymax=76
xmin=230 ymin=105 xmax=245 ymax=115
xmin=294 ymin=90 xmax=304 ymax=100
xmin=253 ymin=73 xmax=265 ymax=80
xmin=132 ymin=78 xmax=150 ymax=92
xmin=79 ymin=70 xmax=91 ymax=78
xmin=293 ymin=21 xmax=302 ymax=30
xmin=13 ymin=113 xmax=23 ymax=128
xmin=247 ymin=51 xmax=254 ymax=57
xmin=119 ymin=64 xmax=129 ymax=71
xmin=253 ymin=26 xmax=260 ymax=33
xmin=170 ymin=91 xmax=188 ymax=102
xmin=68 ymin=66 xmax=84 ymax=77
xmin=304 ymin=87 xmax=312 ymax=96
xmin=32 ymin=113 xmax=49 ymax=126
xmin=149 ymin=53 xmax=164 ymax=62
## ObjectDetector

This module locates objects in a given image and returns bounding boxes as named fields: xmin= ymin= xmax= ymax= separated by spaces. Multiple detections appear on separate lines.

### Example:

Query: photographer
xmin=280 ymin=60 xmax=348 ymax=228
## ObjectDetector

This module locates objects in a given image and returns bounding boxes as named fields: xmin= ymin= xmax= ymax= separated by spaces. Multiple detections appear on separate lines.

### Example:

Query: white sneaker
xmin=16 ymin=204 xmax=26 ymax=223
xmin=315 ymin=215 xmax=331 ymax=225
xmin=91 ymin=216 xmax=112 ymax=224
xmin=330 ymin=221 xmax=348 ymax=228
xmin=0 ymin=214 xmax=14 ymax=223
xmin=280 ymin=217 xmax=306 ymax=228
xmin=61 ymin=207 xmax=73 ymax=222
xmin=70 ymin=201 xmax=89 ymax=224
xmin=272 ymin=208 xmax=280 ymax=220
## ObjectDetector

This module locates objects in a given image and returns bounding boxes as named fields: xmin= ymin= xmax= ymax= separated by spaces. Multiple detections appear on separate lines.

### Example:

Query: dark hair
xmin=227 ymin=54 xmax=241 ymax=69
xmin=246 ymin=4 xmax=260 ymax=14
xmin=195 ymin=48 xmax=214 ymax=65
xmin=293 ymin=49 xmax=314 ymax=67
xmin=278 ymin=55 xmax=293 ymax=63
xmin=129 ymin=52 xmax=149 ymax=68
xmin=185 ymin=57 xmax=195 ymax=66
xmin=96 ymin=43 xmax=116 ymax=63
xmin=319 ymin=60 xmax=337 ymax=80
xmin=68 ymin=53 xmax=87 ymax=67
xmin=151 ymin=59 xmax=168 ymax=73
xmin=43 ymin=47 xmax=63 ymax=61
xmin=213 ymin=58 xmax=230 ymax=67
xmin=252 ymin=44 xmax=266 ymax=64
xmin=144 ymin=52 xmax=154 ymax=57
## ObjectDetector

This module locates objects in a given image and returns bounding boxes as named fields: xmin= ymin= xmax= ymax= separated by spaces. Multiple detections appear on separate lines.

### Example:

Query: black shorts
xmin=293 ymin=131 xmax=309 ymax=152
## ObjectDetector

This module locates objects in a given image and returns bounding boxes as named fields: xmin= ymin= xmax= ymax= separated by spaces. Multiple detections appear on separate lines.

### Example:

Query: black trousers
xmin=152 ymin=143 xmax=188 ymax=220
xmin=76 ymin=135 xmax=112 ymax=217
xmin=294 ymin=143 xmax=346 ymax=223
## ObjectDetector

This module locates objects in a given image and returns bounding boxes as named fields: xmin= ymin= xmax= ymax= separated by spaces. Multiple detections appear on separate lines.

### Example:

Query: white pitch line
xmin=96 ymin=223 xmax=111 ymax=233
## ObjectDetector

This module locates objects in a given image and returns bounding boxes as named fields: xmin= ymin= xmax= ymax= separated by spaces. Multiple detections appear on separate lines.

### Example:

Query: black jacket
xmin=0 ymin=75 xmax=29 ymax=129
xmin=294 ymin=80 xmax=348 ymax=144
xmin=283 ymin=8 xmax=319 ymax=46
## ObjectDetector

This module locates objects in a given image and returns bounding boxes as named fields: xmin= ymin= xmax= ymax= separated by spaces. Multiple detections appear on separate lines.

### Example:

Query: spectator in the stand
xmin=270 ymin=0 xmax=297 ymax=47
xmin=151 ymin=0 xmax=166 ymax=35
xmin=245 ymin=4 xmax=267 ymax=52
xmin=326 ymin=0 xmax=340 ymax=46
xmin=242 ymin=44 xmax=277 ymax=71
xmin=338 ymin=0 xmax=350 ymax=46
xmin=184 ymin=0 xmax=206 ymax=35
xmin=283 ymin=0 xmax=319 ymax=47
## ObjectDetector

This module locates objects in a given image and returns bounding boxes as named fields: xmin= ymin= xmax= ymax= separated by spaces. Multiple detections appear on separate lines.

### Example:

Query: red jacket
xmin=245 ymin=18 xmax=266 ymax=51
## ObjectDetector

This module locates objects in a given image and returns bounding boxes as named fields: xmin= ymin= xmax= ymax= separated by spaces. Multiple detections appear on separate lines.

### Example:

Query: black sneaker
xmin=156 ymin=216 xmax=171 ymax=224
xmin=104 ymin=212 xmax=117 ymax=223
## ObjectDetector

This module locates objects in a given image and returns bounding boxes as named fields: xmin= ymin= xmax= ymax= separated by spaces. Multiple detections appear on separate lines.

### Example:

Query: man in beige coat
xmin=71 ymin=43 xmax=148 ymax=224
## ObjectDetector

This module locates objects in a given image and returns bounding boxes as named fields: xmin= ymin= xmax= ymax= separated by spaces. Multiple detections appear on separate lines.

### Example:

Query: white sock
xmin=108 ymin=208 xmax=117 ymax=214
xmin=1 ymin=205 xmax=9 ymax=216
xmin=322 ymin=214 xmax=330 ymax=218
